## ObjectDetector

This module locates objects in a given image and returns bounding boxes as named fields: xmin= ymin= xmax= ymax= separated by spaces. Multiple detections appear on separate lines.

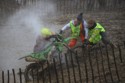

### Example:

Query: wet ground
xmin=0 ymin=11 xmax=125 ymax=83
xmin=0 ymin=24 xmax=34 ymax=71
xmin=0 ymin=14 xmax=62 ymax=72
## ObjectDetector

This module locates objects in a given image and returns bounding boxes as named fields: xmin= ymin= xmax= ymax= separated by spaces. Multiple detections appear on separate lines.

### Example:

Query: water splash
xmin=0 ymin=1 xmax=56 ymax=71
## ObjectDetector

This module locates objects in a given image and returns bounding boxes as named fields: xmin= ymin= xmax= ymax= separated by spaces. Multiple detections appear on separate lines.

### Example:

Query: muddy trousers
xmin=68 ymin=34 xmax=85 ymax=48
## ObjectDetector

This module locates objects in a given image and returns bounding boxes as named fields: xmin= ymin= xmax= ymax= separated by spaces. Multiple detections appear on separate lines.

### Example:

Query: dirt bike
xmin=19 ymin=34 xmax=77 ymax=81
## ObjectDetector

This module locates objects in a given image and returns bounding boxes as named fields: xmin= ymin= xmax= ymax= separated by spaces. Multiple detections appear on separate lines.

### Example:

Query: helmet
xmin=88 ymin=20 xmax=96 ymax=29
xmin=41 ymin=28 xmax=52 ymax=37
xmin=77 ymin=12 xmax=83 ymax=22
xmin=88 ymin=20 xmax=95 ymax=25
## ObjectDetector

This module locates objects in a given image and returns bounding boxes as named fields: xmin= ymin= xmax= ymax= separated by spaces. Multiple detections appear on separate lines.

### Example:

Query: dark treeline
xmin=0 ymin=0 xmax=125 ymax=14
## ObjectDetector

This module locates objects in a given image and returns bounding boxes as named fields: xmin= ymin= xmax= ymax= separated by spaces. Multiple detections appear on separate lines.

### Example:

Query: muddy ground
xmin=0 ymin=11 xmax=125 ymax=83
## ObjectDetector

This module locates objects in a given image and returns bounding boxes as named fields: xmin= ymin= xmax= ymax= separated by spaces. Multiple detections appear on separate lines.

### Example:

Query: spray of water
xmin=7 ymin=1 xmax=56 ymax=37
xmin=0 ymin=1 xmax=57 ymax=71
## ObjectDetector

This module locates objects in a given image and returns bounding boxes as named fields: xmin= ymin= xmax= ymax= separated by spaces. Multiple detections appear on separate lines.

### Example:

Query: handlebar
xmin=49 ymin=34 xmax=64 ymax=42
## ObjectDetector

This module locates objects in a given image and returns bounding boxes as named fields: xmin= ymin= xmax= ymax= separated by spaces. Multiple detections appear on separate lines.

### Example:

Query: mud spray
xmin=0 ymin=1 xmax=58 ymax=71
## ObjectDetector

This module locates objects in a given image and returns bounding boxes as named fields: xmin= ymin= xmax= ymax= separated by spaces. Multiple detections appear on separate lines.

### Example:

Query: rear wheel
xmin=24 ymin=63 xmax=41 ymax=81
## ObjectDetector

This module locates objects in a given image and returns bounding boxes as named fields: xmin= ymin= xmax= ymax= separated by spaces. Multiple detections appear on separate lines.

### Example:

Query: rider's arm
xmin=35 ymin=35 xmax=43 ymax=46
xmin=61 ymin=23 xmax=70 ymax=31
xmin=83 ymin=20 xmax=88 ymax=39
xmin=33 ymin=35 xmax=43 ymax=52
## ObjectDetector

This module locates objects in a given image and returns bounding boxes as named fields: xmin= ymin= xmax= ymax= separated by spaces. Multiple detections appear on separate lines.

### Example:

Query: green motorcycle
xmin=20 ymin=34 xmax=75 ymax=81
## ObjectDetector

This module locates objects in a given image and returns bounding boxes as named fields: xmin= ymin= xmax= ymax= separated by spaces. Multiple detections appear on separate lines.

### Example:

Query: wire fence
xmin=1 ymin=42 xmax=125 ymax=83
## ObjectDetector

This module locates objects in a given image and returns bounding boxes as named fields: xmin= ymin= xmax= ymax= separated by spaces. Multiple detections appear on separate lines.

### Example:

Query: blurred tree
xmin=98 ymin=0 xmax=106 ymax=10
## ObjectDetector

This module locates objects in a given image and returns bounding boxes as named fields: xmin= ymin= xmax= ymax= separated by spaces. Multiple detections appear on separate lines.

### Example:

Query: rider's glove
xmin=84 ymin=39 xmax=89 ymax=45
xmin=59 ymin=30 xmax=63 ymax=34
xmin=45 ymin=35 xmax=55 ymax=40
xmin=45 ymin=36 xmax=50 ymax=40
xmin=82 ymin=39 xmax=88 ymax=48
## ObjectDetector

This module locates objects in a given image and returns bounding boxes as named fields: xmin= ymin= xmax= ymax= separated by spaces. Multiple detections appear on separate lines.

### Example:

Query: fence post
xmin=95 ymin=49 xmax=102 ymax=83
xmin=7 ymin=70 xmax=10 ymax=83
xmin=75 ymin=51 xmax=82 ymax=83
xmin=99 ymin=44 xmax=107 ymax=83
xmin=36 ymin=67 xmax=39 ymax=83
xmin=118 ymin=44 xmax=123 ymax=63
xmin=12 ymin=69 xmax=16 ymax=83
xmin=2 ymin=71 xmax=4 ymax=83
xmin=19 ymin=68 xmax=22 ymax=83
xmin=105 ymin=45 xmax=114 ymax=82
xmin=65 ymin=54 xmax=71 ymax=83
xmin=82 ymin=48 xmax=88 ymax=83
xmin=47 ymin=61 xmax=52 ymax=83
xmin=70 ymin=50 xmax=77 ymax=83
xmin=123 ymin=41 xmax=125 ymax=48
xmin=88 ymin=49 xmax=94 ymax=83
xmin=59 ymin=53 xmax=64 ymax=83
xmin=53 ymin=58 xmax=59 ymax=83
xmin=41 ymin=63 xmax=45 ymax=83
xmin=111 ymin=45 xmax=120 ymax=82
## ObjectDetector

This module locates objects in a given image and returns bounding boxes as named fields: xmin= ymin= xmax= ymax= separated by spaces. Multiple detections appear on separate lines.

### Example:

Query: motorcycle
xmin=19 ymin=34 xmax=74 ymax=81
